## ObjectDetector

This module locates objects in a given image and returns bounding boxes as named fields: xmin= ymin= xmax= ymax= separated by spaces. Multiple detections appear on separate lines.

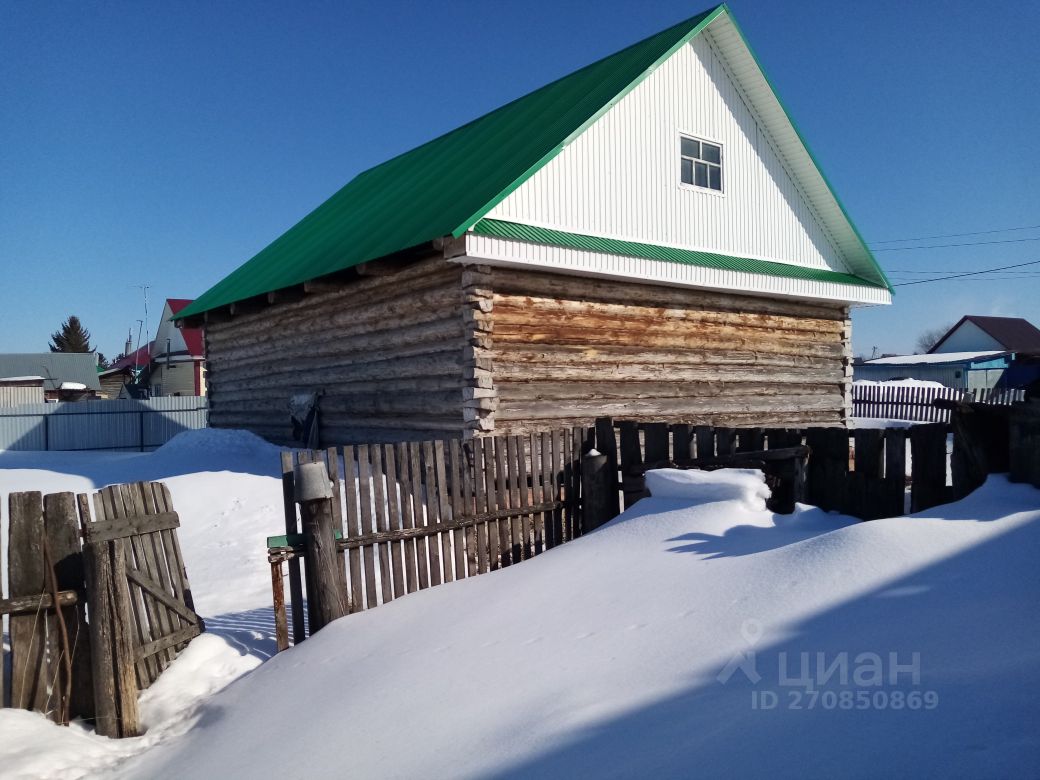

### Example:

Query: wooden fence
xmin=1 ymin=482 xmax=202 ymax=738
xmin=269 ymin=406 xmax=1018 ymax=651
xmin=269 ymin=429 xmax=592 ymax=650
xmin=852 ymin=384 xmax=1025 ymax=423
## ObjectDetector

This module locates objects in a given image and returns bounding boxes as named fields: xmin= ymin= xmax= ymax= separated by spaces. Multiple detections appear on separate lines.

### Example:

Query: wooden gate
xmin=78 ymin=482 xmax=203 ymax=736
xmin=1 ymin=481 xmax=202 ymax=739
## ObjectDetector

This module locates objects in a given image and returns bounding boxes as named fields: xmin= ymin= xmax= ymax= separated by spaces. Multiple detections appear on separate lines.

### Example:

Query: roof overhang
xmin=462 ymin=221 xmax=890 ymax=306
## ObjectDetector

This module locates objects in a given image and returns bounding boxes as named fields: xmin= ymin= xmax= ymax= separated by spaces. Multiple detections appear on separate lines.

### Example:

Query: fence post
xmin=594 ymin=417 xmax=621 ymax=520
xmin=294 ymin=461 xmax=347 ymax=632
xmin=581 ymin=451 xmax=612 ymax=532
xmin=910 ymin=423 xmax=948 ymax=512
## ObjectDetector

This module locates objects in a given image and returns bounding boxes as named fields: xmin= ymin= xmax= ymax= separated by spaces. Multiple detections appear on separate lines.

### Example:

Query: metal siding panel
xmin=486 ymin=32 xmax=854 ymax=279
xmin=0 ymin=397 xmax=208 ymax=452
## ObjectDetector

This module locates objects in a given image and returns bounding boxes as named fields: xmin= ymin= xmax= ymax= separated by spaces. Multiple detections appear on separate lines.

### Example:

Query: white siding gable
xmin=486 ymin=29 xmax=852 ymax=276
xmin=932 ymin=321 xmax=1004 ymax=353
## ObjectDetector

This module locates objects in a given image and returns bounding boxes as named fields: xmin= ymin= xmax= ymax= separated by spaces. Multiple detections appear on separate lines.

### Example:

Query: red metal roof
xmin=166 ymin=299 xmax=205 ymax=356
xmin=106 ymin=343 xmax=152 ymax=373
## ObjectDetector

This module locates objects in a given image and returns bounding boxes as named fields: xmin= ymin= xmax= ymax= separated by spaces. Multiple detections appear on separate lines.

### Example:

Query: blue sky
xmin=2 ymin=0 xmax=1038 ymax=358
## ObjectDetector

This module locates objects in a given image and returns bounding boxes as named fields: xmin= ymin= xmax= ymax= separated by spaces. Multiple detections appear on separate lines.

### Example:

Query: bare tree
xmin=914 ymin=322 xmax=954 ymax=354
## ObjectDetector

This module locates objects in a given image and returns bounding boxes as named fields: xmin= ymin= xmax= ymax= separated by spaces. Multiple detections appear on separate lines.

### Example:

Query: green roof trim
xmin=176 ymin=3 xmax=889 ymax=320
xmin=472 ymin=218 xmax=884 ymax=289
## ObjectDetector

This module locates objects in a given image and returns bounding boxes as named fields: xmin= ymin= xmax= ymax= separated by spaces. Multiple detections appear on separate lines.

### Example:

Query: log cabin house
xmin=176 ymin=4 xmax=892 ymax=445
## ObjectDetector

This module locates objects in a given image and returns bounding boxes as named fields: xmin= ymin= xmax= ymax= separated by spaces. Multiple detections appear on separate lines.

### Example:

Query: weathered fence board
xmin=269 ymin=429 xmax=588 ymax=648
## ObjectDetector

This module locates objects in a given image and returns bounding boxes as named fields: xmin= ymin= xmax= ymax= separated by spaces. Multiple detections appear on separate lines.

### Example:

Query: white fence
xmin=852 ymin=385 xmax=1025 ymax=423
xmin=0 ymin=397 xmax=208 ymax=452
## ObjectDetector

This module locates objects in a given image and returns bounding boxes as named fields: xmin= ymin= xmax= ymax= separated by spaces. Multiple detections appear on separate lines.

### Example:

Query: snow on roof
xmin=0 ymin=375 xmax=44 ymax=382
xmin=59 ymin=381 xmax=88 ymax=391
xmin=866 ymin=350 xmax=1007 ymax=366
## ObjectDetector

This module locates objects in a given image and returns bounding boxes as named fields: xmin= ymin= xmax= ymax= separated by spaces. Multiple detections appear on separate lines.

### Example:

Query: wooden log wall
xmin=204 ymin=257 xmax=471 ymax=444
xmin=472 ymin=266 xmax=852 ymax=433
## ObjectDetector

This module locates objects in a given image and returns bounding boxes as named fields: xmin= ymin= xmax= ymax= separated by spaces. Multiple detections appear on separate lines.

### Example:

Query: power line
xmin=873 ymin=236 xmax=1040 ymax=252
xmin=871 ymin=222 xmax=1040 ymax=244
xmin=892 ymin=258 xmax=1040 ymax=287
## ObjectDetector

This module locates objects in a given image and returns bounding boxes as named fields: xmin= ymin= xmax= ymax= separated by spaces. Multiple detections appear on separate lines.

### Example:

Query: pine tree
xmin=49 ymin=315 xmax=94 ymax=353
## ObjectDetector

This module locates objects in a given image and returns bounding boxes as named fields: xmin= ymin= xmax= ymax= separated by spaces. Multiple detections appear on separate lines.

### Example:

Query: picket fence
xmin=852 ymin=385 xmax=1025 ymax=423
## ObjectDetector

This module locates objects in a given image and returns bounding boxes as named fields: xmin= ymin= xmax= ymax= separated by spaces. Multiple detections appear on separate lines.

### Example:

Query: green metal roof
xmin=473 ymin=218 xmax=879 ymax=288
xmin=178 ymin=3 xmax=888 ymax=320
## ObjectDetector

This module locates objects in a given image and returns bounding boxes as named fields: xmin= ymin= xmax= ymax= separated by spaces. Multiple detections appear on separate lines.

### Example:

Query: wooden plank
xmin=79 ymin=494 xmax=118 ymax=737
xmin=124 ymin=483 xmax=175 ymax=674
xmin=135 ymin=624 xmax=202 ymax=662
xmin=125 ymin=569 xmax=201 ymax=624
xmin=539 ymin=431 xmax=554 ymax=549
xmin=280 ymin=450 xmax=306 ymax=641
xmin=695 ymin=425 xmax=714 ymax=459
xmin=409 ymin=442 xmax=431 ymax=589
xmin=342 ymin=446 xmax=365 ymax=612
xmin=715 ymin=428 xmax=737 ymax=456
xmin=80 ymin=511 xmax=180 ymax=544
xmin=370 ymin=444 xmax=394 ymax=603
xmin=448 ymin=439 xmax=469 ymax=577
xmin=517 ymin=435 xmax=533 ymax=559
xmin=738 ymin=428 xmax=765 ymax=453
xmin=271 ymin=560 xmax=289 ymax=653
xmin=42 ymin=491 xmax=93 ymax=721
xmin=617 ymin=420 xmax=644 ymax=510
xmin=296 ymin=451 xmax=321 ymax=633
xmin=0 ymin=590 xmax=79 ymax=615
xmin=671 ymin=424 xmax=692 ymax=461
xmin=572 ymin=427 xmax=587 ymax=537
xmin=394 ymin=442 xmax=419 ymax=594
xmin=472 ymin=438 xmax=491 ymax=572
xmin=460 ymin=441 xmax=479 ymax=576
xmin=325 ymin=446 xmax=348 ymax=597
xmin=594 ymin=417 xmax=621 ymax=518
xmin=507 ymin=436 xmax=523 ymax=563
xmin=152 ymin=482 xmax=201 ymax=647
xmin=109 ymin=538 xmax=140 ymax=736
xmin=494 ymin=435 xmax=511 ymax=567
xmin=383 ymin=444 xmax=407 ymax=598
xmin=105 ymin=486 xmax=156 ymax=686
xmin=8 ymin=491 xmax=48 ymax=712
xmin=482 ymin=437 xmax=501 ymax=568
xmin=911 ymin=423 xmax=949 ymax=512
xmin=529 ymin=433 xmax=545 ymax=555
xmin=550 ymin=429 xmax=564 ymax=545
xmin=421 ymin=441 xmax=443 ymax=585
xmin=643 ymin=422 xmax=669 ymax=465
xmin=434 ymin=441 xmax=454 ymax=582
xmin=883 ymin=428 xmax=907 ymax=518
xmin=356 ymin=444 xmax=379 ymax=608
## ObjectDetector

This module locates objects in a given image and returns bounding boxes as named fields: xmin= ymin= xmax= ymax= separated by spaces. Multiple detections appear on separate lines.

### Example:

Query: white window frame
xmin=678 ymin=133 xmax=724 ymax=196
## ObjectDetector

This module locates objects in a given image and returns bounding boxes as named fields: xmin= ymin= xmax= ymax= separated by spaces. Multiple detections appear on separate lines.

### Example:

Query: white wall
xmin=933 ymin=321 xmax=1003 ymax=353
xmin=486 ymin=30 xmax=851 ymax=276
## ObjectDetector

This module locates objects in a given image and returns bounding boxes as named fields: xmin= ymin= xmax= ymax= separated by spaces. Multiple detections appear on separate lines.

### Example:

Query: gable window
xmin=680 ymin=136 xmax=723 ymax=192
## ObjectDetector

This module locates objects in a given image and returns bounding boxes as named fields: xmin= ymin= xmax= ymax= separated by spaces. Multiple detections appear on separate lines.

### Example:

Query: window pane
xmin=681 ymin=138 xmax=699 ymax=159
xmin=701 ymin=143 xmax=721 ymax=164
xmin=695 ymin=161 xmax=708 ymax=187
xmin=708 ymin=164 xmax=722 ymax=190
xmin=681 ymin=158 xmax=694 ymax=184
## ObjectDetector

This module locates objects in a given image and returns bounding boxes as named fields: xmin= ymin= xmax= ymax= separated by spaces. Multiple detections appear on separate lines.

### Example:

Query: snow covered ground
xmin=2 ymin=432 xmax=1039 ymax=778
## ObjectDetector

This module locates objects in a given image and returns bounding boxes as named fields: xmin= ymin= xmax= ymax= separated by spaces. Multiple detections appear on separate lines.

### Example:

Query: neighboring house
xmin=855 ymin=351 xmax=1013 ymax=391
xmin=0 ymin=353 xmax=101 ymax=401
xmin=99 ymin=300 xmax=207 ymax=399
xmin=98 ymin=344 xmax=151 ymax=398
xmin=929 ymin=315 xmax=1040 ymax=355
xmin=175 ymin=5 xmax=892 ymax=445
xmin=857 ymin=315 xmax=1040 ymax=390
xmin=0 ymin=376 xmax=46 ymax=406
xmin=149 ymin=300 xmax=206 ymax=397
